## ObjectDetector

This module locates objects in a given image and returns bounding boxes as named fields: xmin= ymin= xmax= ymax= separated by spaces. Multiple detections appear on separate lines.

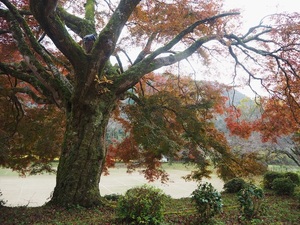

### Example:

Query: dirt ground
xmin=0 ymin=166 xmax=224 ymax=207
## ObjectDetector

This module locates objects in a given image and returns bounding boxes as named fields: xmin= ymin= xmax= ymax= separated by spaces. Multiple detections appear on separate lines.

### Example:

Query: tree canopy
xmin=0 ymin=0 xmax=299 ymax=206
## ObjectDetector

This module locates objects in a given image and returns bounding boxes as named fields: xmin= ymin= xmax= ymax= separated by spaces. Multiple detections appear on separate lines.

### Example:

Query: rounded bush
xmin=116 ymin=185 xmax=168 ymax=225
xmin=272 ymin=177 xmax=296 ymax=196
xmin=191 ymin=182 xmax=222 ymax=223
xmin=284 ymin=172 xmax=300 ymax=186
xmin=223 ymin=178 xmax=246 ymax=193
xmin=263 ymin=171 xmax=283 ymax=189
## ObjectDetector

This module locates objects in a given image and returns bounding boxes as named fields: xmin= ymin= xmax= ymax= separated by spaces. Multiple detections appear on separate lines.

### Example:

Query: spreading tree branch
xmin=1 ymin=1 xmax=72 ymax=107
xmin=77 ymin=0 xmax=141 ymax=98
xmin=115 ymin=35 xmax=218 ymax=94
xmin=0 ymin=62 xmax=54 ymax=104
xmin=6 ymin=87 xmax=51 ymax=104
xmin=134 ymin=32 xmax=157 ymax=64
xmin=145 ymin=12 xmax=240 ymax=61
xmin=58 ymin=7 xmax=95 ymax=37
xmin=29 ymin=0 xmax=85 ymax=71
xmin=114 ymin=12 xmax=239 ymax=94
xmin=91 ymin=0 xmax=141 ymax=59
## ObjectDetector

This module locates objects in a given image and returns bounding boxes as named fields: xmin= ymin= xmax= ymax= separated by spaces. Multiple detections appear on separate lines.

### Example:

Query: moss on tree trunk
xmin=49 ymin=95 xmax=115 ymax=207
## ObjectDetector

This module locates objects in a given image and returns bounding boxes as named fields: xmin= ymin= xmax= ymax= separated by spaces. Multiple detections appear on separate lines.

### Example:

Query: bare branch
xmin=116 ymin=48 xmax=133 ymax=65
xmin=113 ymin=53 xmax=124 ymax=73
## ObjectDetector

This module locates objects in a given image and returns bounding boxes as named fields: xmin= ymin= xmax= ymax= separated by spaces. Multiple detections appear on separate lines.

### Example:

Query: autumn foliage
xmin=106 ymin=74 xmax=267 ymax=181
xmin=0 ymin=0 xmax=299 ymax=206
xmin=219 ymin=13 xmax=300 ymax=165
xmin=0 ymin=72 xmax=65 ymax=175
xmin=225 ymin=107 xmax=253 ymax=139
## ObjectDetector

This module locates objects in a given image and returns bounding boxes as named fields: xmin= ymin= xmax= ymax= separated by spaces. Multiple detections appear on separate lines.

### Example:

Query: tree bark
xmin=49 ymin=94 xmax=116 ymax=207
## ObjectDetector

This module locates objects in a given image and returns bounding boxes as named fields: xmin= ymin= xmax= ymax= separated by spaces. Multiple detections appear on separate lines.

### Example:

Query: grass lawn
xmin=1 ymin=191 xmax=299 ymax=225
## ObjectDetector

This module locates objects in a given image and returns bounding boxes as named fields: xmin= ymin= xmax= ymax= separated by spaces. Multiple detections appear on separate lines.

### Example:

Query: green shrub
xmin=103 ymin=193 xmax=121 ymax=201
xmin=263 ymin=171 xmax=283 ymax=189
xmin=263 ymin=171 xmax=300 ymax=190
xmin=191 ymin=182 xmax=222 ymax=223
xmin=272 ymin=177 xmax=296 ymax=196
xmin=223 ymin=178 xmax=246 ymax=193
xmin=116 ymin=185 xmax=168 ymax=225
xmin=237 ymin=183 xmax=264 ymax=220
xmin=284 ymin=172 xmax=300 ymax=186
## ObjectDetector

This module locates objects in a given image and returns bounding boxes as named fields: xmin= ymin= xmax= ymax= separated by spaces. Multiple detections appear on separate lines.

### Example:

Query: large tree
xmin=0 ymin=0 xmax=298 ymax=206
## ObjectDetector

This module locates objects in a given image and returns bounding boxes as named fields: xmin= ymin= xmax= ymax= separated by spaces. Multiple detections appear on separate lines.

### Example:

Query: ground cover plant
xmin=1 ymin=189 xmax=299 ymax=224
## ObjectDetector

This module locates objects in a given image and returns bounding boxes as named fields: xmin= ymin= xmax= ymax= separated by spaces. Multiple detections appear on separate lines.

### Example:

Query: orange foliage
xmin=250 ymin=14 xmax=300 ymax=143
xmin=108 ymin=73 xmax=265 ymax=181
xmin=225 ymin=107 xmax=253 ymax=139
xmin=253 ymin=97 xmax=299 ymax=143
xmin=122 ymin=0 xmax=230 ymax=51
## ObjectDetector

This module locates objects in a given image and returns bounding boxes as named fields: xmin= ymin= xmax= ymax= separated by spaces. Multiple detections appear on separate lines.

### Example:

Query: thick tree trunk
xmin=49 ymin=96 xmax=115 ymax=207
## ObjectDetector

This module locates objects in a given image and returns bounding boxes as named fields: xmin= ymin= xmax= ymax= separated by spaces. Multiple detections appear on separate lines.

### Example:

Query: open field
xmin=0 ymin=163 xmax=224 ymax=207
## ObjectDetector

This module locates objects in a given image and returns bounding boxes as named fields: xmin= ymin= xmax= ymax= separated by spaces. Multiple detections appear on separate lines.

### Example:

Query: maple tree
xmin=0 ymin=0 xmax=299 ymax=206
xmin=223 ymin=13 xmax=300 ymax=166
